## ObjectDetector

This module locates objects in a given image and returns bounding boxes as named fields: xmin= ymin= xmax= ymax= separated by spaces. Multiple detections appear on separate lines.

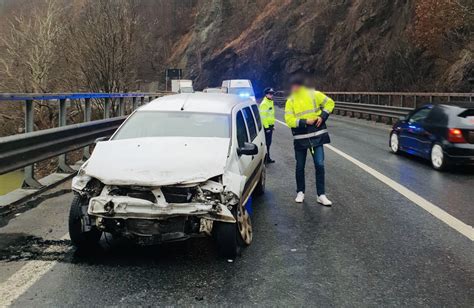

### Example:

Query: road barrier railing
xmin=273 ymin=91 xmax=472 ymax=123
xmin=0 ymin=92 xmax=170 ymax=207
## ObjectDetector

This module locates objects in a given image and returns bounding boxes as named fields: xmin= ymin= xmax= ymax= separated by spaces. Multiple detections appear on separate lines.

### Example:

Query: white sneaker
xmin=317 ymin=194 xmax=333 ymax=206
xmin=295 ymin=192 xmax=305 ymax=203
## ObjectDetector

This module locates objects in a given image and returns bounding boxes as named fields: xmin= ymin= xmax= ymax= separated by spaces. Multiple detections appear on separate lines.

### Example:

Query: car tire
xmin=213 ymin=221 xmax=238 ymax=259
xmin=253 ymin=165 xmax=266 ymax=196
xmin=236 ymin=203 xmax=253 ymax=247
xmin=431 ymin=143 xmax=448 ymax=171
xmin=68 ymin=194 xmax=102 ymax=249
xmin=390 ymin=132 xmax=400 ymax=154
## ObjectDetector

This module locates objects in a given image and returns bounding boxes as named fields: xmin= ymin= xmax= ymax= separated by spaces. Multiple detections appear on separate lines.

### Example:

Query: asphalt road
xmin=0 ymin=111 xmax=473 ymax=307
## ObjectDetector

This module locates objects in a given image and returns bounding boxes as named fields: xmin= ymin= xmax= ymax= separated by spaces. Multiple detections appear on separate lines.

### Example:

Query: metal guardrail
xmin=273 ymin=91 xmax=472 ymax=122
xmin=0 ymin=92 xmax=169 ymax=189
xmin=333 ymin=102 xmax=413 ymax=122
xmin=0 ymin=117 xmax=125 ymax=175
xmin=326 ymin=92 xmax=473 ymax=108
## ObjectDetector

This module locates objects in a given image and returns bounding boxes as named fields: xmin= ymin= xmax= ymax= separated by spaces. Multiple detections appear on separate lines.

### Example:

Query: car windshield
xmin=228 ymin=87 xmax=255 ymax=98
xmin=113 ymin=111 xmax=230 ymax=140
xmin=179 ymin=87 xmax=194 ymax=93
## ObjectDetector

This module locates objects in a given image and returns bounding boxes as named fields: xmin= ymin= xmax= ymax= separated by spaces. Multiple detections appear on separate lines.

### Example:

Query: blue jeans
xmin=295 ymin=146 xmax=325 ymax=195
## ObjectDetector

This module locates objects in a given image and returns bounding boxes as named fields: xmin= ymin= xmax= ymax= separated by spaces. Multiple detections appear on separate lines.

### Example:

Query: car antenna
xmin=180 ymin=94 xmax=190 ymax=111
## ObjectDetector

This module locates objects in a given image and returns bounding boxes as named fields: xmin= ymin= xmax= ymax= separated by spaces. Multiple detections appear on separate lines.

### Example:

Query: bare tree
xmin=67 ymin=0 xmax=143 ymax=94
xmin=0 ymin=0 xmax=66 ymax=93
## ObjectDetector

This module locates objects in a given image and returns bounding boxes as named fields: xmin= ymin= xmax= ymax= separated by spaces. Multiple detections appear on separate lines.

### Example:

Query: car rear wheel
xmin=431 ymin=143 xmax=447 ymax=171
xmin=390 ymin=132 xmax=400 ymax=154
xmin=69 ymin=194 xmax=102 ymax=249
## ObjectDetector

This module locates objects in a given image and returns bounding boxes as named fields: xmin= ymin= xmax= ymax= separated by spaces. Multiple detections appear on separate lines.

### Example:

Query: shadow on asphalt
xmin=0 ymin=232 xmax=226 ymax=265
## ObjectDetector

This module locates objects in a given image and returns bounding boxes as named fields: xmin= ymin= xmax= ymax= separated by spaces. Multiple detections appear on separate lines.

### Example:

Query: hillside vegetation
xmin=0 ymin=0 xmax=472 ymax=96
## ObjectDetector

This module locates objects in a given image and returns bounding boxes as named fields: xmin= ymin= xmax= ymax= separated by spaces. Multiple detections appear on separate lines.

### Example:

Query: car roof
xmin=139 ymin=93 xmax=252 ymax=114
xmin=438 ymin=102 xmax=474 ymax=109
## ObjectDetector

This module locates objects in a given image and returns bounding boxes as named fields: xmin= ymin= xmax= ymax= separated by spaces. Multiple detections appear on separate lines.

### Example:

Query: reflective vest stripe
xmin=293 ymin=129 xmax=328 ymax=140
xmin=295 ymin=109 xmax=317 ymax=117
xmin=321 ymin=96 xmax=328 ymax=107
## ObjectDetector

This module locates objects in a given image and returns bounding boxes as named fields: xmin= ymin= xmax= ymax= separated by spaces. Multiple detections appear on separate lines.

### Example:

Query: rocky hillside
xmin=165 ymin=0 xmax=473 ymax=94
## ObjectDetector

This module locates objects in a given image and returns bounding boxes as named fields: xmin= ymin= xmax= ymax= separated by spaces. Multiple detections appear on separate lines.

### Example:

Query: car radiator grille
xmin=161 ymin=187 xmax=195 ymax=203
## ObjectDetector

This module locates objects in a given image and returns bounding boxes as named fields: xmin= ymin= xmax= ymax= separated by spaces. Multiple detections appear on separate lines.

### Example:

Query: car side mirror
xmin=95 ymin=136 xmax=109 ymax=143
xmin=237 ymin=142 xmax=258 ymax=156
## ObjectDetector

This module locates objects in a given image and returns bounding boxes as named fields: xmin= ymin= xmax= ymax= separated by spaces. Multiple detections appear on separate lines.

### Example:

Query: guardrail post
xmin=388 ymin=95 xmax=392 ymax=106
xmin=58 ymin=99 xmax=74 ymax=173
xmin=119 ymin=97 xmax=124 ymax=116
xmin=83 ymin=98 xmax=92 ymax=160
xmin=429 ymin=96 xmax=433 ymax=103
xmin=447 ymin=95 xmax=451 ymax=103
xmin=22 ymin=99 xmax=43 ymax=189
xmin=400 ymin=95 xmax=404 ymax=107
xmin=132 ymin=97 xmax=138 ymax=110
xmin=413 ymin=95 xmax=417 ymax=108
xmin=377 ymin=95 xmax=380 ymax=105
xmin=141 ymin=96 xmax=145 ymax=106
xmin=104 ymin=97 xmax=110 ymax=118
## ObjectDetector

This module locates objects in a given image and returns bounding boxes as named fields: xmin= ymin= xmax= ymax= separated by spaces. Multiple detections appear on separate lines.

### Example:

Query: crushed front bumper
xmin=88 ymin=195 xmax=236 ymax=223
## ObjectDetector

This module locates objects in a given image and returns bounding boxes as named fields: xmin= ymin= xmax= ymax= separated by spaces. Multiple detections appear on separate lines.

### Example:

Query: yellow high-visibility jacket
xmin=259 ymin=97 xmax=275 ymax=129
xmin=284 ymin=87 xmax=335 ymax=149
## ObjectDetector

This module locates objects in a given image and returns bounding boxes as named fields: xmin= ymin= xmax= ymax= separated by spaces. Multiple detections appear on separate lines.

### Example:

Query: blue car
xmin=389 ymin=103 xmax=474 ymax=170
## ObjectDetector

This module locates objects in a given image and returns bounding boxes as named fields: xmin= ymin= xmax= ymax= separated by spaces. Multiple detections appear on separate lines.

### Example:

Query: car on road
xmin=203 ymin=87 xmax=223 ymax=93
xmin=222 ymin=79 xmax=256 ymax=102
xmin=70 ymin=93 xmax=267 ymax=258
xmin=390 ymin=102 xmax=474 ymax=170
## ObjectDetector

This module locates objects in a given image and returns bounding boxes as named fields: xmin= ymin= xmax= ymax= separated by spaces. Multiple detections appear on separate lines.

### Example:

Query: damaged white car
xmin=69 ymin=93 xmax=266 ymax=258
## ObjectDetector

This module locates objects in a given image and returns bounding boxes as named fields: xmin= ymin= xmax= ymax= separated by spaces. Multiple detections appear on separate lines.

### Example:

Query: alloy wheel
xmin=390 ymin=133 xmax=399 ymax=153
xmin=236 ymin=204 xmax=253 ymax=245
xmin=431 ymin=144 xmax=444 ymax=169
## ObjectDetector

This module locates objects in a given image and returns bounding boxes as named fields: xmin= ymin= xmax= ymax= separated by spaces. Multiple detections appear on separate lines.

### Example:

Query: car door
xmin=404 ymin=107 xmax=432 ymax=156
xmin=235 ymin=109 xmax=253 ymax=181
xmin=241 ymin=106 xmax=262 ymax=176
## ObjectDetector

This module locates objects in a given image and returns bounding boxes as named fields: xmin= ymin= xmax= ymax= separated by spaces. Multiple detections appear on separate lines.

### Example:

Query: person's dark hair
xmin=289 ymin=75 xmax=305 ymax=86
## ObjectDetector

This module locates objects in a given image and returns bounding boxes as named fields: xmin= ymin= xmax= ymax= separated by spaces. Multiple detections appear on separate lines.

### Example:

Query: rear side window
xmin=236 ymin=111 xmax=248 ymax=148
xmin=251 ymin=104 xmax=262 ymax=131
xmin=242 ymin=107 xmax=257 ymax=140
xmin=409 ymin=108 xmax=431 ymax=124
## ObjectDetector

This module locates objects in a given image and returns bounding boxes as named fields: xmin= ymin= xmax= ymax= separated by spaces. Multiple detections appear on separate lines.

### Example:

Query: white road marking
xmin=0 ymin=234 xmax=70 ymax=307
xmin=275 ymin=119 xmax=474 ymax=241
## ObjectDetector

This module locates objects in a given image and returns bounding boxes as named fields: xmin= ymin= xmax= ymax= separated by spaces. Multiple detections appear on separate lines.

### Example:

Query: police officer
xmin=260 ymin=87 xmax=276 ymax=164
xmin=284 ymin=77 xmax=335 ymax=206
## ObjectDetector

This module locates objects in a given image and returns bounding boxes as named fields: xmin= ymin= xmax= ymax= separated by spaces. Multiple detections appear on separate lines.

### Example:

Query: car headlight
xmin=72 ymin=173 xmax=92 ymax=191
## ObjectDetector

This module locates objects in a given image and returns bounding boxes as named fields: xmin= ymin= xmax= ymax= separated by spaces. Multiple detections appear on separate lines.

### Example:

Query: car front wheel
xmin=431 ymin=143 xmax=447 ymax=171
xmin=68 ymin=194 xmax=102 ymax=249
xmin=390 ymin=132 xmax=400 ymax=154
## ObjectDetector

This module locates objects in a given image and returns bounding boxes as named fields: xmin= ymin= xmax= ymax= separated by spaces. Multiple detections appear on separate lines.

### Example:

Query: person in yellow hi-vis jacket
xmin=260 ymin=87 xmax=276 ymax=164
xmin=284 ymin=76 xmax=335 ymax=206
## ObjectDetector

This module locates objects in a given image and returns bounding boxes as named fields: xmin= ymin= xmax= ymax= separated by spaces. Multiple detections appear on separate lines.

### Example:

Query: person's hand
xmin=306 ymin=118 xmax=316 ymax=125
xmin=315 ymin=116 xmax=323 ymax=127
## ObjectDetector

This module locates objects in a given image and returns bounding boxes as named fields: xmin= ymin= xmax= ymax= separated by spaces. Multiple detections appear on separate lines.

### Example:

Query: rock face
xmin=166 ymin=0 xmax=472 ymax=93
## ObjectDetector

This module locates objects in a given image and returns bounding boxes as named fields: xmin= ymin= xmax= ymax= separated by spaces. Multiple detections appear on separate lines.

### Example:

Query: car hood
xmin=83 ymin=137 xmax=230 ymax=186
